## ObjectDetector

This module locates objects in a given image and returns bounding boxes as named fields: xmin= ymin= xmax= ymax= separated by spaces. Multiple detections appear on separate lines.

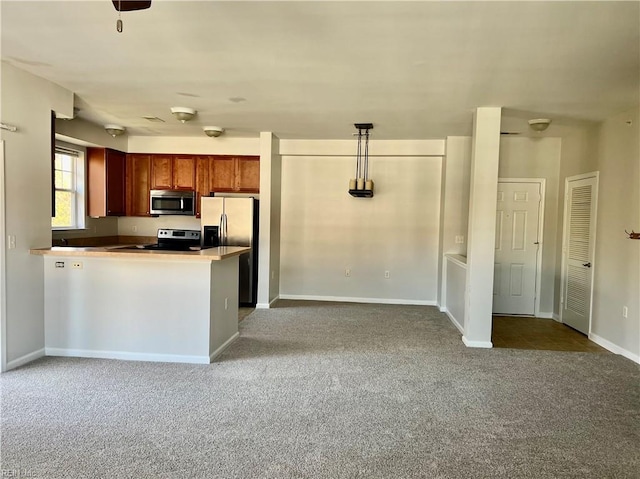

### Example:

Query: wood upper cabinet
xmin=195 ymin=156 xmax=209 ymax=218
xmin=173 ymin=156 xmax=196 ymax=190
xmin=150 ymin=155 xmax=173 ymax=190
xmin=209 ymin=156 xmax=260 ymax=193
xmin=150 ymin=155 xmax=196 ymax=190
xmin=87 ymin=147 xmax=126 ymax=217
xmin=236 ymin=156 xmax=260 ymax=192
xmin=209 ymin=156 xmax=236 ymax=192
xmin=126 ymin=154 xmax=151 ymax=216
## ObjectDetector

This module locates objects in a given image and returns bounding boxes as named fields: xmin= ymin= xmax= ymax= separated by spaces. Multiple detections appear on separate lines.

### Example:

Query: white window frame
xmin=52 ymin=143 xmax=86 ymax=231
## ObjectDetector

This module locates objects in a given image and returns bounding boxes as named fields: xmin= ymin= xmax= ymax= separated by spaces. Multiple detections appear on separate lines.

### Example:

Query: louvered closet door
xmin=562 ymin=175 xmax=598 ymax=334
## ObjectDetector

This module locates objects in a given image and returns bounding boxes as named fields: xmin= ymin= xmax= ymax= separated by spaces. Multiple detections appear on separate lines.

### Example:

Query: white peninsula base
xmin=36 ymin=247 xmax=247 ymax=364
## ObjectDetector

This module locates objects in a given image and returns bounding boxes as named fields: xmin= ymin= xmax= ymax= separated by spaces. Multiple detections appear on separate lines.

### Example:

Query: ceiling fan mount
xmin=111 ymin=1 xmax=151 ymax=12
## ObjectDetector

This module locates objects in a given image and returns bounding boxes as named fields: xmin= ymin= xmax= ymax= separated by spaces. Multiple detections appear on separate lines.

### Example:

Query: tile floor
xmin=492 ymin=316 xmax=607 ymax=352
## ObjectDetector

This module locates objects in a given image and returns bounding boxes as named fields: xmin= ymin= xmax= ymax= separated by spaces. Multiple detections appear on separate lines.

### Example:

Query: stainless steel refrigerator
xmin=200 ymin=196 xmax=259 ymax=306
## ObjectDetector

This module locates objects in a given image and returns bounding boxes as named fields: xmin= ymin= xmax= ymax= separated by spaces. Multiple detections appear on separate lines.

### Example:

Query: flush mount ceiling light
xmin=170 ymin=107 xmax=197 ymax=123
xmin=528 ymin=118 xmax=552 ymax=132
xmin=203 ymin=126 xmax=224 ymax=137
xmin=104 ymin=124 xmax=126 ymax=137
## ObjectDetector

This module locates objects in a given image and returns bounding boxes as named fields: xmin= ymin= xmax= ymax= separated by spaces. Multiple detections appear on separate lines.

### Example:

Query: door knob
xmin=583 ymin=262 xmax=591 ymax=268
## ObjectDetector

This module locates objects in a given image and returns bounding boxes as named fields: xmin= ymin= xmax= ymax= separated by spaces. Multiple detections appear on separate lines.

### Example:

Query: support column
xmin=257 ymin=132 xmax=282 ymax=309
xmin=463 ymin=107 xmax=502 ymax=347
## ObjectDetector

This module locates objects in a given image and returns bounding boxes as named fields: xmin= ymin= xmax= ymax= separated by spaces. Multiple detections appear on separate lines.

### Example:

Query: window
xmin=52 ymin=145 xmax=85 ymax=229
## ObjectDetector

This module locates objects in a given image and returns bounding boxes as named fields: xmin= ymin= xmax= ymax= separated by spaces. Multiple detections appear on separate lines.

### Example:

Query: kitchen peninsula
xmin=31 ymin=245 xmax=250 ymax=364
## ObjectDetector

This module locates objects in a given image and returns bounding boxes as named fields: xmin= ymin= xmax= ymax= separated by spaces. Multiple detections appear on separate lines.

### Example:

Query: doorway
xmin=493 ymin=179 xmax=544 ymax=316
xmin=560 ymin=172 xmax=599 ymax=335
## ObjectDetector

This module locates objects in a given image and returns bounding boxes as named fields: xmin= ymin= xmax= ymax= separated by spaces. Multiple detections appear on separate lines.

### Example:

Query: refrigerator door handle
xmin=222 ymin=213 xmax=228 ymax=245
xmin=218 ymin=214 xmax=224 ymax=245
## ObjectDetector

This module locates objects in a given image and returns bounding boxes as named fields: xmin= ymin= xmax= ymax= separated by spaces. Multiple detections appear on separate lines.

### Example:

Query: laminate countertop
xmin=30 ymin=245 xmax=251 ymax=262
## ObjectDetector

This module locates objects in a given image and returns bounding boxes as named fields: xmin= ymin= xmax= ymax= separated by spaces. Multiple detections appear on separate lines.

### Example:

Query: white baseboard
xmin=255 ymin=296 xmax=279 ymax=309
xmin=439 ymin=306 xmax=446 ymax=313
xmin=46 ymin=347 xmax=211 ymax=365
xmin=209 ymin=332 xmax=240 ymax=362
xmin=462 ymin=336 xmax=493 ymax=348
xmin=6 ymin=348 xmax=45 ymax=371
xmin=552 ymin=313 xmax=561 ymax=322
xmin=442 ymin=308 xmax=464 ymax=333
xmin=537 ymin=312 xmax=554 ymax=319
xmin=279 ymin=294 xmax=436 ymax=306
xmin=589 ymin=333 xmax=640 ymax=364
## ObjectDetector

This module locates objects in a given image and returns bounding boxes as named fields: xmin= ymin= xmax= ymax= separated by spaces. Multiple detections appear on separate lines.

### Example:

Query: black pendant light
xmin=349 ymin=123 xmax=374 ymax=198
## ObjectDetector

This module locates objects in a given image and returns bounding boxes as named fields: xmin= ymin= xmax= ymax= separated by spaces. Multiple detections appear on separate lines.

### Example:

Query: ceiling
xmin=2 ymin=1 xmax=638 ymax=140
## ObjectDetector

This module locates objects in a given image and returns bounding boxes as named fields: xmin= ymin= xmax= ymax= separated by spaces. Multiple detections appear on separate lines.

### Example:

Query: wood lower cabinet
xmin=126 ymin=154 xmax=151 ymax=216
xmin=209 ymin=156 xmax=260 ymax=193
xmin=87 ymin=147 xmax=126 ymax=217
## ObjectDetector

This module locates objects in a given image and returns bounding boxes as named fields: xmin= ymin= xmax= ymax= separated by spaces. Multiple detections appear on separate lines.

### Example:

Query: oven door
xmin=149 ymin=190 xmax=195 ymax=215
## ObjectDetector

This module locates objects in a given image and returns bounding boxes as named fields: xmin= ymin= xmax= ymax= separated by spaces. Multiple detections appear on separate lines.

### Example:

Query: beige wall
xmin=1 ymin=62 xmax=74 ymax=369
xmin=591 ymin=107 xmax=639 ymax=358
xmin=279 ymin=152 xmax=443 ymax=304
xmin=498 ymin=137 xmax=562 ymax=316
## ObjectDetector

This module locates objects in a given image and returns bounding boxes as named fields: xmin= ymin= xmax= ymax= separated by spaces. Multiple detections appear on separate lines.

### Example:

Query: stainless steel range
xmin=133 ymin=228 xmax=206 ymax=251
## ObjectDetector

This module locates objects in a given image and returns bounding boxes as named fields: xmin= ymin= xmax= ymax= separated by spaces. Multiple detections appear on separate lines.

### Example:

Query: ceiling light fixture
xmin=528 ymin=118 xmax=552 ymax=132
xmin=104 ymin=124 xmax=126 ymax=137
xmin=203 ymin=126 xmax=225 ymax=138
xmin=349 ymin=123 xmax=374 ymax=198
xmin=171 ymin=107 xmax=197 ymax=123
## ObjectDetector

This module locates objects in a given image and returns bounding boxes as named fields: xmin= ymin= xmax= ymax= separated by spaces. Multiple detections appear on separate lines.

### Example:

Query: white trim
xmin=209 ymin=332 xmax=239 ymax=361
xmin=6 ymin=348 xmax=45 ymax=371
xmin=279 ymin=294 xmax=436 ymax=306
xmin=255 ymin=296 xmax=279 ymax=309
xmin=0 ymin=141 xmax=6 ymax=372
xmin=589 ymin=333 xmax=640 ymax=365
xmin=559 ymin=171 xmax=599 ymax=334
xmin=497 ymin=178 xmax=546 ymax=317
xmin=45 ymin=348 xmax=211 ymax=365
xmin=442 ymin=308 xmax=464 ymax=333
xmin=552 ymin=313 xmax=561 ymax=322
xmin=461 ymin=336 xmax=493 ymax=348
xmin=537 ymin=312 xmax=554 ymax=319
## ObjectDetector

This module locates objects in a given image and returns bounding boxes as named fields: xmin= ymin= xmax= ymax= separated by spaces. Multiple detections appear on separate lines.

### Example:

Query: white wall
xmin=591 ymin=107 xmax=639 ymax=360
xmin=498 ymin=137 xmax=562 ymax=316
xmin=1 ymin=62 xmax=74 ymax=369
xmin=279 ymin=153 xmax=442 ymax=304
xmin=127 ymin=136 xmax=259 ymax=155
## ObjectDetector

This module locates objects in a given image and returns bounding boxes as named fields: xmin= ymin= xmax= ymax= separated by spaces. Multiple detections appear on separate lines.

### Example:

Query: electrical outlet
xmin=384 ymin=270 xmax=390 ymax=279
xmin=71 ymin=262 xmax=83 ymax=269
xmin=132 ymin=225 xmax=138 ymax=233
xmin=345 ymin=268 xmax=351 ymax=277
xmin=623 ymin=306 xmax=628 ymax=318
xmin=455 ymin=235 xmax=465 ymax=244
xmin=8 ymin=235 xmax=16 ymax=249
xmin=55 ymin=261 xmax=65 ymax=268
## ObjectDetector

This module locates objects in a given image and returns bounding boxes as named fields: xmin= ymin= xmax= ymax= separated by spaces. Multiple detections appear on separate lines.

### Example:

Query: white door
xmin=561 ymin=174 xmax=598 ymax=334
xmin=493 ymin=181 xmax=542 ymax=315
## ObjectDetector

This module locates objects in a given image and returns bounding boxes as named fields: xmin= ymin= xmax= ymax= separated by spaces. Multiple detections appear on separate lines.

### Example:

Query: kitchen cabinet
xmin=209 ymin=156 xmax=260 ymax=193
xmin=150 ymin=155 xmax=196 ymax=190
xmin=195 ymin=156 xmax=209 ymax=218
xmin=87 ymin=147 xmax=126 ymax=217
xmin=236 ymin=156 xmax=260 ymax=192
xmin=126 ymin=154 xmax=151 ymax=216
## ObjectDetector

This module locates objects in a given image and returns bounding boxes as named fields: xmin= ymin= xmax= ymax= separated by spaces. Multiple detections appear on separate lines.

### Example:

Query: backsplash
xmin=117 ymin=216 xmax=201 ymax=237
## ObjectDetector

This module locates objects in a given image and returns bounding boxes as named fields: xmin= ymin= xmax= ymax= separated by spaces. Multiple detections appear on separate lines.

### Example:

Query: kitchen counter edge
xmin=30 ymin=245 xmax=251 ymax=261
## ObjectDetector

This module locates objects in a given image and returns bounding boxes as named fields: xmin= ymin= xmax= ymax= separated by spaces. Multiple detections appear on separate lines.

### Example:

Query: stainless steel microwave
xmin=149 ymin=190 xmax=196 ymax=216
